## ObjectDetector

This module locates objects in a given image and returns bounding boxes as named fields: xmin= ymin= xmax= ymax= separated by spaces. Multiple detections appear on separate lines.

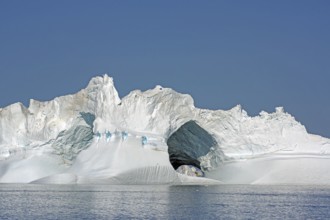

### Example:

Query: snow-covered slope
xmin=0 ymin=74 xmax=329 ymax=184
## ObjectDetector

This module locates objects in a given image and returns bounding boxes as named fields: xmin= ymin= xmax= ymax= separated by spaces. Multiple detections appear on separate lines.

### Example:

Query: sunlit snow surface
xmin=0 ymin=74 xmax=330 ymax=184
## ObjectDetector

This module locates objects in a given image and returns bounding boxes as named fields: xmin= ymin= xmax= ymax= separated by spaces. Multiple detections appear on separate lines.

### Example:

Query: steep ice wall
xmin=0 ymin=75 xmax=120 ymax=148
xmin=95 ymin=84 xmax=197 ymax=136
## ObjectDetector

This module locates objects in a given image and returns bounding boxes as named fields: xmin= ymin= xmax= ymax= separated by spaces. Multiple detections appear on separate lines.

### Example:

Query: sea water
xmin=1 ymin=184 xmax=330 ymax=219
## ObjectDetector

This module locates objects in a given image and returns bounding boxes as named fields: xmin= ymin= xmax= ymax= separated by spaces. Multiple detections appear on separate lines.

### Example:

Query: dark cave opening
xmin=167 ymin=120 xmax=217 ymax=170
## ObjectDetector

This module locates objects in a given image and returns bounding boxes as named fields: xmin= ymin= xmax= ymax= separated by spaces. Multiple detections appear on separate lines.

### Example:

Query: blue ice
xmin=122 ymin=131 xmax=128 ymax=140
xmin=142 ymin=136 xmax=148 ymax=145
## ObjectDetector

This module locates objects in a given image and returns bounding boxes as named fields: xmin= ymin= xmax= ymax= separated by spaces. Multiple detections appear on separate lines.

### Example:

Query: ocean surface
xmin=1 ymin=184 xmax=330 ymax=219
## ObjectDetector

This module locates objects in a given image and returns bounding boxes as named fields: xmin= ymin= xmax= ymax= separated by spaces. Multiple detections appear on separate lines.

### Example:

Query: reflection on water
xmin=1 ymin=184 xmax=330 ymax=219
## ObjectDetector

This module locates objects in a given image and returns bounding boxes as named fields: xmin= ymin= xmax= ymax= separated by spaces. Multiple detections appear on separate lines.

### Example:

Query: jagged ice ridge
xmin=0 ymin=74 xmax=330 ymax=184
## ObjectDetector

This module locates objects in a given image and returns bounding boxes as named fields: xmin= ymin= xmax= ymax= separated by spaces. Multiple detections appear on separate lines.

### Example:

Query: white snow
xmin=0 ymin=74 xmax=330 ymax=184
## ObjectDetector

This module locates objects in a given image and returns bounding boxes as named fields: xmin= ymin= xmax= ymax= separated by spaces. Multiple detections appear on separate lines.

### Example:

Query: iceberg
xmin=0 ymin=74 xmax=330 ymax=185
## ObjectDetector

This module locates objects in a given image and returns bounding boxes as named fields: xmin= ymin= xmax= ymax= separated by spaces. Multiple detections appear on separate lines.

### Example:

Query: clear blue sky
xmin=1 ymin=1 xmax=329 ymax=137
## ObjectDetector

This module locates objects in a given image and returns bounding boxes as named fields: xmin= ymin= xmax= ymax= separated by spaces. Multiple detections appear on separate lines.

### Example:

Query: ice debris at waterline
xmin=176 ymin=165 xmax=205 ymax=177
xmin=1 ymin=74 xmax=330 ymax=184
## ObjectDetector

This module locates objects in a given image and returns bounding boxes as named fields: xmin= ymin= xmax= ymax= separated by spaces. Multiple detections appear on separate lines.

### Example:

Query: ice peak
xmin=85 ymin=74 xmax=121 ymax=105
xmin=155 ymin=85 xmax=163 ymax=90
xmin=275 ymin=106 xmax=285 ymax=114
xmin=86 ymin=74 xmax=115 ymax=90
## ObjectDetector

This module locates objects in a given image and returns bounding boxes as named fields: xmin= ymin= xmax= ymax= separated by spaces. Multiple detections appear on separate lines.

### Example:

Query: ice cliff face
xmin=1 ymin=74 xmax=330 ymax=184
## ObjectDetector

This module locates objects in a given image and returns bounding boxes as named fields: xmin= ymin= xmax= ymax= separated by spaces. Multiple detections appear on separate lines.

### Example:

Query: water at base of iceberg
xmin=1 ymin=184 xmax=330 ymax=219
